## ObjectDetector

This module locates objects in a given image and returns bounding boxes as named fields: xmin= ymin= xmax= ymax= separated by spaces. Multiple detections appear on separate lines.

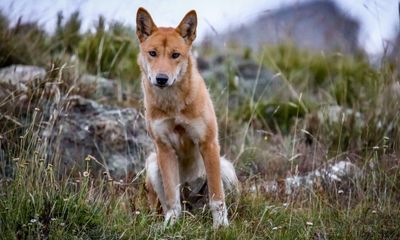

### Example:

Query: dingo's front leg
xmin=199 ymin=140 xmax=229 ymax=228
xmin=155 ymin=140 xmax=181 ymax=226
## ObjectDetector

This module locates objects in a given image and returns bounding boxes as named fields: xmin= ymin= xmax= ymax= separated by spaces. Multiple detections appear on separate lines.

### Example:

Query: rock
xmin=317 ymin=105 xmax=364 ymax=127
xmin=237 ymin=61 xmax=262 ymax=79
xmin=0 ymin=65 xmax=46 ymax=98
xmin=196 ymin=57 xmax=210 ymax=71
xmin=0 ymin=65 xmax=119 ymax=100
xmin=284 ymin=160 xmax=361 ymax=194
xmin=0 ymin=65 xmax=46 ymax=86
xmin=79 ymin=74 xmax=117 ymax=99
xmin=213 ymin=55 xmax=226 ymax=65
xmin=43 ymin=96 xmax=152 ymax=179
xmin=236 ymin=60 xmax=282 ymax=99
xmin=201 ymin=57 xmax=283 ymax=100
xmin=0 ymin=65 xmax=151 ymax=178
xmin=252 ymin=160 xmax=361 ymax=195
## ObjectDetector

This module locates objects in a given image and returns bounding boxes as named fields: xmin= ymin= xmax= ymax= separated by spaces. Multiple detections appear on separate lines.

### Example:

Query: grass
xmin=1 ymin=146 xmax=400 ymax=239
xmin=1 ymin=9 xmax=400 ymax=240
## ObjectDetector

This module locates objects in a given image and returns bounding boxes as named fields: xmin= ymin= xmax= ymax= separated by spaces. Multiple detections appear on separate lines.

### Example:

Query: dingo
xmin=136 ymin=7 xmax=238 ymax=228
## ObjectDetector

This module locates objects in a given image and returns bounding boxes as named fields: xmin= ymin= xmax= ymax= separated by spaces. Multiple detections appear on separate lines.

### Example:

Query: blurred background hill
xmin=210 ymin=1 xmax=360 ymax=53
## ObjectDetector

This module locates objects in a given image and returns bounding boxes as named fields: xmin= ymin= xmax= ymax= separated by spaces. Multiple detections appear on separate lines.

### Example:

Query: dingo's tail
xmin=220 ymin=157 xmax=239 ymax=193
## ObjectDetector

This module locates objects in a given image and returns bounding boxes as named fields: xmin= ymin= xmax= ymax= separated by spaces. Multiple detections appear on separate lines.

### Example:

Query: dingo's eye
xmin=172 ymin=52 xmax=180 ymax=59
xmin=148 ymin=51 xmax=157 ymax=57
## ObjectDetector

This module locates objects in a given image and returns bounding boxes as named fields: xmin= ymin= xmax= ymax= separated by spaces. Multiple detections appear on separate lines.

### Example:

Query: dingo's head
xmin=136 ymin=8 xmax=197 ymax=89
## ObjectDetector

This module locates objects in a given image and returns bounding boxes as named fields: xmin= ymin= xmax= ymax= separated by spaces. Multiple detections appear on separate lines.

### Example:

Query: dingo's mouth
xmin=154 ymin=83 xmax=168 ymax=88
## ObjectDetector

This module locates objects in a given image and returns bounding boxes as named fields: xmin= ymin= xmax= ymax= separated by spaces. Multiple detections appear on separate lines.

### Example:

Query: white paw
xmin=210 ymin=200 xmax=229 ymax=228
xmin=164 ymin=206 xmax=181 ymax=227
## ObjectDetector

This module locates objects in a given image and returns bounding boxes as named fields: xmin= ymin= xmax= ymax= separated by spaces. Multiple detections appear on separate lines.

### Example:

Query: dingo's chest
xmin=150 ymin=116 xmax=206 ymax=147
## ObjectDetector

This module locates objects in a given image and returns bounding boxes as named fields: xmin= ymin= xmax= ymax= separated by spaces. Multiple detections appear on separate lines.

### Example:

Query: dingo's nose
xmin=155 ymin=74 xmax=169 ymax=87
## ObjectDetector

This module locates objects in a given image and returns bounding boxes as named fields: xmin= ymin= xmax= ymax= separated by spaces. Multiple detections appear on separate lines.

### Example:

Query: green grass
xmin=1 ymin=149 xmax=400 ymax=239
xmin=1 ymin=9 xmax=400 ymax=239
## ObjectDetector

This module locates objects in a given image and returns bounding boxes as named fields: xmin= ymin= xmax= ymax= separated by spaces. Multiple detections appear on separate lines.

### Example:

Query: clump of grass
xmin=77 ymin=16 xmax=140 ymax=82
xmin=52 ymin=11 xmax=82 ymax=55
xmin=0 ymin=11 xmax=50 ymax=67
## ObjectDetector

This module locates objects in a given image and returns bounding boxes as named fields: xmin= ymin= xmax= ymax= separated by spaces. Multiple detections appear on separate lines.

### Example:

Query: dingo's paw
xmin=210 ymin=200 xmax=229 ymax=228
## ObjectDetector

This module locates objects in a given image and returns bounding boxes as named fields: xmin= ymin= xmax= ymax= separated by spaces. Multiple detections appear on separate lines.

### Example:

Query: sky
xmin=0 ymin=0 xmax=399 ymax=55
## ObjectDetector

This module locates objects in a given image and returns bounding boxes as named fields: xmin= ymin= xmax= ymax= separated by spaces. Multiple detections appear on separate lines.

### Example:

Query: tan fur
xmin=136 ymin=7 xmax=237 ymax=228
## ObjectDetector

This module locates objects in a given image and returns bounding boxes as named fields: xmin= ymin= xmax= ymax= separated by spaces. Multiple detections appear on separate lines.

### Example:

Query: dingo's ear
xmin=176 ymin=10 xmax=197 ymax=44
xmin=136 ymin=7 xmax=157 ymax=43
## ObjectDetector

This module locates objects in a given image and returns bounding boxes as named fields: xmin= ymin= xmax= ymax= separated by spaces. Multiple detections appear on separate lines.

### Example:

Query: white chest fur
xmin=150 ymin=116 xmax=207 ymax=146
xmin=150 ymin=116 xmax=207 ymax=183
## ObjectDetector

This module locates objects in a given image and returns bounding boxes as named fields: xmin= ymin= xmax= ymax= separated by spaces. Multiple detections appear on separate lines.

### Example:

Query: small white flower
xmin=30 ymin=219 xmax=37 ymax=223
